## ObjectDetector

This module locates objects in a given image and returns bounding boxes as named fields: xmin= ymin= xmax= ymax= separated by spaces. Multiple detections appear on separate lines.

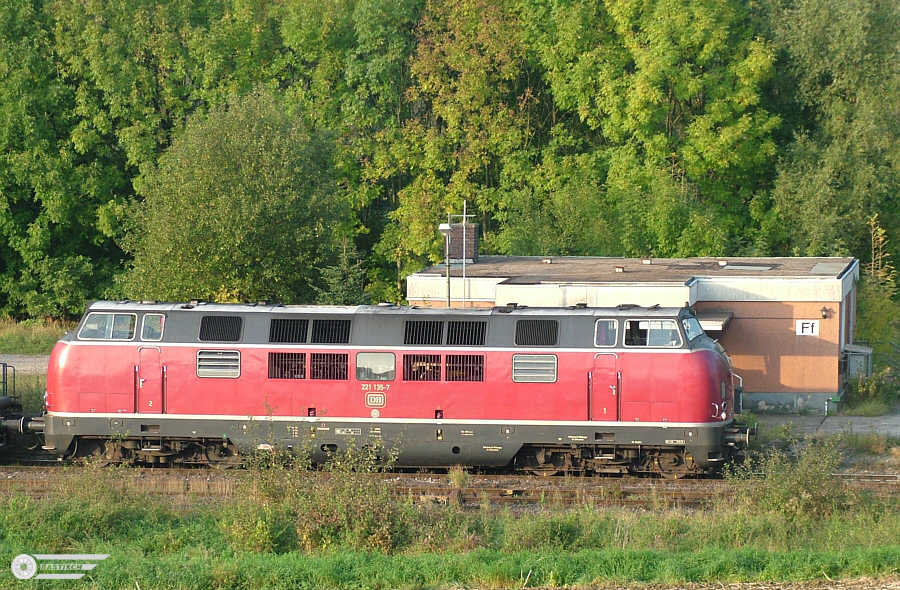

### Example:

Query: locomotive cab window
xmin=141 ymin=314 xmax=165 ymax=341
xmin=356 ymin=352 xmax=395 ymax=381
xmin=594 ymin=319 xmax=617 ymax=347
xmin=624 ymin=320 xmax=683 ymax=347
xmin=78 ymin=312 xmax=137 ymax=340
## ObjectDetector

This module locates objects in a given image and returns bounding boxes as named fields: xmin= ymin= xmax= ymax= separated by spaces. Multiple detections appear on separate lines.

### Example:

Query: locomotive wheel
xmin=655 ymin=452 xmax=689 ymax=480
xmin=205 ymin=442 xmax=241 ymax=468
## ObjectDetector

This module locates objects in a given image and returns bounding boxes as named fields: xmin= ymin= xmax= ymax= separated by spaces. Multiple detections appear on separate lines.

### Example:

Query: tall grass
xmin=0 ymin=317 xmax=71 ymax=354
xmin=0 ymin=440 xmax=896 ymax=588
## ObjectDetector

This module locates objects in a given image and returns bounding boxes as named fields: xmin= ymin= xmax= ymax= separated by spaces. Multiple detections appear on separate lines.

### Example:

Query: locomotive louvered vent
xmin=512 ymin=354 xmax=557 ymax=382
xmin=403 ymin=354 xmax=441 ymax=381
xmin=514 ymin=319 xmax=558 ymax=346
xmin=310 ymin=319 xmax=351 ymax=344
xmin=268 ymin=352 xmax=306 ymax=379
xmin=199 ymin=316 xmax=242 ymax=342
xmin=197 ymin=350 xmax=241 ymax=378
xmin=404 ymin=320 xmax=444 ymax=345
xmin=447 ymin=321 xmax=486 ymax=345
xmin=269 ymin=319 xmax=308 ymax=343
xmin=446 ymin=355 xmax=484 ymax=381
xmin=310 ymin=353 xmax=348 ymax=380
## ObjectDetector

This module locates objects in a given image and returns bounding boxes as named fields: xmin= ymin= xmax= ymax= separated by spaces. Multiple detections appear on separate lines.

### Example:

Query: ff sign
xmin=796 ymin=320 xmax=819 ymax=336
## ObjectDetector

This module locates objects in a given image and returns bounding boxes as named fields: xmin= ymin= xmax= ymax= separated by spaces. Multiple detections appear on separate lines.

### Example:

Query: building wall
xmin=693 ymin=301 xmax=840 ymax=394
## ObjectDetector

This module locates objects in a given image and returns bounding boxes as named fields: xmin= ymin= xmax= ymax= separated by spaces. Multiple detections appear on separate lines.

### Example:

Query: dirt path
xmin=0 ymin=354 xmax=49 ymax=376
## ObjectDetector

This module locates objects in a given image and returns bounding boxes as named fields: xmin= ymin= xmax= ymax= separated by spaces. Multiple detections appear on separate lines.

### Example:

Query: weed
xmin=843 ymin=367 xmax=899 ymax=414
xmin=0 ymin=317 xmax=72 ymax=354
xmin=448 ymin=465 xmax=469 ymax=489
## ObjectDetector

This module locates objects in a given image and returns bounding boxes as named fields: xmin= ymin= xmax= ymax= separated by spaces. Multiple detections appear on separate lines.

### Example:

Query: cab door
xmin=137 ymin=347 xmax=163 ymax=413
xmin=591 ymin=353 xmax=618 ymax=420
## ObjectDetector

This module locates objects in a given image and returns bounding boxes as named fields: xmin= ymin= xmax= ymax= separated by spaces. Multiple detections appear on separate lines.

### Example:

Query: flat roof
xmin=412 ymin=256 xmax=856 ymax=285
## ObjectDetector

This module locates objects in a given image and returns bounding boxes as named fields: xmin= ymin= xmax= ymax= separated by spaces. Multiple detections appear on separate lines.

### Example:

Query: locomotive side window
xmin=515 ymin=320 xmax=558 ymax=346
xmin=199 ymin=316 xmax=242 ymax=342
xmin=78 ymin=313 xmax=137 ymax=340
xmin=310 ymin=353 xmax=348 ymax=380
xmin=197 ymin=350 xmax=241 ymax=378
xmin=512 ymin=354 xmax=557 ymax=382
xmin=141 ymin=314 xmax=164 ymax=341
xmin=269 ymin=352 xmax=306 ymax=379
xmin=446 ymin=355 xmax=484 ymax=381
xmin=404 ymin=321 xmax=443 ymax=345
xmin=624 ymin=320 xmax=683 ymax=347
xmin=403 ymin=354 xmax=441 ymax=381
xmin=594 ymin=319 xmax=617 ymax=347
xmin=356 ymin=352 xmax=395 ymax=381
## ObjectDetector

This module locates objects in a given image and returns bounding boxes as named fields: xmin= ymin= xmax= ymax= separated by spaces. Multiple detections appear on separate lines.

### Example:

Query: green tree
xmin=0 ymin=0 xmax=126 ymax=317
xmin=314 ymin=238 xmax=370 ymax=305
xmin=121 ymin=90 xmax=350 ymax=303
xmin=766 ymin=0 xmax=899 ymax=259
xmin=856 ymin=215 xmax=899 ymax=364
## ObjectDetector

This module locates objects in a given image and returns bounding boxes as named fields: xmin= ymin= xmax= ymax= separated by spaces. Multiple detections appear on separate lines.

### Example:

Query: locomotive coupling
xmin=1 ymin=416 xmax=44 ymax=434
xmin=723 ymin=423 xmax=754 ymax=447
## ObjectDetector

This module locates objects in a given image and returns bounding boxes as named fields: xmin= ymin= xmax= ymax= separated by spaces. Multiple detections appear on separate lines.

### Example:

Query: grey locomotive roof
xmin=86 ymin=300 xmax=684 ymax=318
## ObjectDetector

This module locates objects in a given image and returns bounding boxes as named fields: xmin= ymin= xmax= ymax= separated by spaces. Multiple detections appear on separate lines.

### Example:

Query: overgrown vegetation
xmin=0 ymin=317 xmax=70 ymax=354
xmin=0 ymin=442 xmax=896 ymax=588
xmin=1 ymin=0 xmax=896 ymax=316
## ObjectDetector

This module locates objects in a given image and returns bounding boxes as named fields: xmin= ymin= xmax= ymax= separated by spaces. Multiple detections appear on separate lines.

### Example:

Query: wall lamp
xmin=820 ymin=306 xmax=831 ymax=319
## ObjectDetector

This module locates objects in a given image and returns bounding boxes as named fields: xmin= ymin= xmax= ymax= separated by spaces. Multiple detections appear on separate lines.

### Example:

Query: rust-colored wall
xmin=693 ymin=301 xmax=840 ymax=393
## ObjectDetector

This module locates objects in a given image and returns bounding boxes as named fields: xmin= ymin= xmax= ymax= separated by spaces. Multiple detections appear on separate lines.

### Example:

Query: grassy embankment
xmin=0 ymin=317 xmax=70 ymax=355
xmin=0 ymin=439 xmax=897 ymax=589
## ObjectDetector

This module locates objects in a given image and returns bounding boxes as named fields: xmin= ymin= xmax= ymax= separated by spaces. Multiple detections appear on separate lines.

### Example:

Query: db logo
xmin=365 ymin=393 xmax=386 ymax=408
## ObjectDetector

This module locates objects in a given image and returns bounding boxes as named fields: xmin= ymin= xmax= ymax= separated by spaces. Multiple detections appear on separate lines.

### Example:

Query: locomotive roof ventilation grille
xmin=269 ymin=318 xmax=309 ymax=343
xmin=404 ymin=320 xmax=444 ymax=345
xmin=199 ymin=316 xmax=242 ymax=342
xmin=310 ymin=319 xmax=351 ymax=344
xmin=447 ymin=320 xmax=486 ymax=346
xmin=515 ymin=319 xmax=558 ymax=346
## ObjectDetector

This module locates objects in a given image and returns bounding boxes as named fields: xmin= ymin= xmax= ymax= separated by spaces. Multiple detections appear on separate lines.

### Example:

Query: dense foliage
xmin=0 ymin=0 xmax=897 ymax=316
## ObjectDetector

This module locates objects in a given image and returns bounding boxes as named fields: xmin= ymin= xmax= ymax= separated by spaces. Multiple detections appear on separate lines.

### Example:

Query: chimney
xmin=448 ymin=223 xmax=479 ymax=263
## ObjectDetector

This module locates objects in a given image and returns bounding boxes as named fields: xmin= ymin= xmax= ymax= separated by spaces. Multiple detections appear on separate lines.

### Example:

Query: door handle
xmin=609 ymin=385 xmax=617 ymax=395
xmin=139 ymin=378 xmax=146 ymax=388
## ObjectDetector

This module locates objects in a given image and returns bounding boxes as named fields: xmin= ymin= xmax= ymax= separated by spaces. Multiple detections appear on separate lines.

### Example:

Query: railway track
xmin=0 ymin=466 xmax=894 ymax=510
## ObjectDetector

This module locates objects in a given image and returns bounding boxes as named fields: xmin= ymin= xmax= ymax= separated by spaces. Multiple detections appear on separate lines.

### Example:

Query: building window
xmin=515 ymin=320 xmax=558 ymax=346
xmin=446 ymin=355 xmax=484 ymax=381
xmin=199 ymin=316 xmax=242 ymax=342
xmin=356 ymin=352 xmax=395 ymax=381
xmin=512 ymin=354 xmax=557 ymax=382
xmin=197 ymin=350 xmax=241 ymax=378
xmin=268 ymin=352 xmax=306 ymax=379
xmin=78 ymin=313 xmax=137 ymax=341
xmin=141 ymin=314 xmax=165 ymax=341
xmin=624 ymin=320 xmax=683 ymax=347
xmin=594 ymin=319 xmax=617 ymax=347
xmin=310 ymin=353 xmax=348 ymax=380
xmin=311 ymin=319 xmax=351 ymax=344
xmin=447 ymin=321 xmax=486 ymax=345
xmin=403 ymin=354 xmax=441 ymax=381
xmin=269 ymin=319 xmax=308 ymax=343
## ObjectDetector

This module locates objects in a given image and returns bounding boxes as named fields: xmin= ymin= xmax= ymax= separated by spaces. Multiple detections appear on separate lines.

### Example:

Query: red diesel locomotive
xmin=40 ymin=301 xmax=751 ymax=476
